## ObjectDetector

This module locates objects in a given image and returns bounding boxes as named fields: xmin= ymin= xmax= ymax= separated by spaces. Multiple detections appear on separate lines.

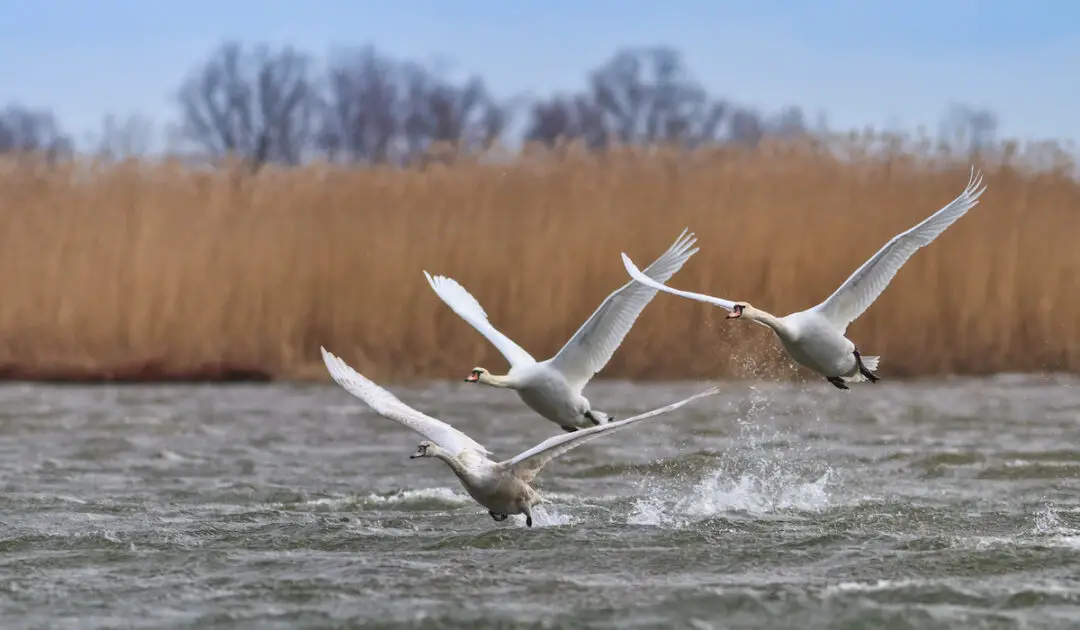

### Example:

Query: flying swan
xmin=620 ymin=168 xmax=987 ymax=390
xmin=320 ymin=347 xmax=719 ymax=527
xmin=424 ymin=229 xmax=699 ymax=432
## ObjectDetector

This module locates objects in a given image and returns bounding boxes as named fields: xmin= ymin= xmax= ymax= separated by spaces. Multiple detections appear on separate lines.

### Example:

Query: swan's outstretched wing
xmin=547 ymin=230 xmax=699 ymax=388
xmin=622 ymin=251 xmax=781 ymax=331
xmin=423 ymin=271 xmax=536 ymax=369
xmin=320 ymin=347 xmax=493 ymax=456
xmin=813 ymin=167 xmax=987 ymax=333
xmin=501 ymin=385 xmax=720 ymax=483
xmin=620 ymin=251 xmax=738 ymax=312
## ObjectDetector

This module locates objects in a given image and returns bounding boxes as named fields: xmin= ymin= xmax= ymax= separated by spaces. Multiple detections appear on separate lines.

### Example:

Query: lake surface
xmin=2 ymin=375 xmax=1080 ymax=629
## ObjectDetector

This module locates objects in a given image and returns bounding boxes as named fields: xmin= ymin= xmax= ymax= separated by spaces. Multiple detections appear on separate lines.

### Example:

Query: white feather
xmin=813 ymin=167 xmax=987 ymax=333
xmin=548 ymin=228 xmax=700 ymax=388
xmin=423 ymin=272 xmax=537 ymax=369
xmin=424 ymin=229 xmax=699 ymax=429
xmin=319 ymin=349 xmax=720 ymax=527
xmin=320 ymin=347 xmax=492 ymax=456
xmin=617 ymin=169 xmax=987 ymax=387
xmin=501 ymin=385 xmax=720 ymax=482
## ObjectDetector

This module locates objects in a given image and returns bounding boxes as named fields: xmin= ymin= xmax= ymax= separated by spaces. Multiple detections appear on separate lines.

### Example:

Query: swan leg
xmin=488 ymin=511 xmax=508 ymax=522
xmin=584 ymin=410 xmax=614 ymax=425
xmin=826 ymin=376 xmax=849 ymax=390
xmin=853 ymin=350 xmax=879 ymax=383
xmin=521 ymin=505 xmax=533 ymax=528
xmin=560 ymin=425 xmax=579 ymax=433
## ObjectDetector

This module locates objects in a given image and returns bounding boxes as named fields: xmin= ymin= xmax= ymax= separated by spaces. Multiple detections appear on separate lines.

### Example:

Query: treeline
xmin=1 ymin=42 xmax=1006 ymax=168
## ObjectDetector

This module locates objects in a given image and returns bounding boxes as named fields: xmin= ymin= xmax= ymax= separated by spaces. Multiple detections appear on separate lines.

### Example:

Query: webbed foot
xmin=854 ymin=349 xmax=879 ymax=383
xmin=827 ymin=376 xmax=849 ymax=390
xmin=489 ymin=511 xmax=508 ymax=522
xmin=584 ymin=410 xmax=614 ymax=426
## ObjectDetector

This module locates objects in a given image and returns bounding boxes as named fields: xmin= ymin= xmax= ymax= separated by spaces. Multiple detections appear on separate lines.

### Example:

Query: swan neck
xmin=479 ymin=372 xmax=516 ymax=388
xmin=747 ymin=308 xmax=788 ymax=335
xmin=432 ymin=448 xmax=469 ymax=479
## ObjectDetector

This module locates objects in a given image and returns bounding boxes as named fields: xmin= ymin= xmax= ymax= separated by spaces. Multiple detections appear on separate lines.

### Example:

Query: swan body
xmin=621 ymin=168 xmax=987 ymax=389
xmin=320 ymin=347 xmax=719 ymax=527
xmin=425 ymin=229 xmax=699 ymax=432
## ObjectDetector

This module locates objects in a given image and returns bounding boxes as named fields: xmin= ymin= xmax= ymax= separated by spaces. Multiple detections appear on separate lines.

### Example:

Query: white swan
xmin=424 ymin=229 xmax=698 ymax=432
xmin=621 ymin=168 xmax=987 ymax=390
xmin=320 ymin=346 xmax=719 ymax=527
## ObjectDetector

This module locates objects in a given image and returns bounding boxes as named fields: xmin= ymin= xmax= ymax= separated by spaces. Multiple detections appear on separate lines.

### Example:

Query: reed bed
xmin=0 ymin=138 xmax=1077 ymax=384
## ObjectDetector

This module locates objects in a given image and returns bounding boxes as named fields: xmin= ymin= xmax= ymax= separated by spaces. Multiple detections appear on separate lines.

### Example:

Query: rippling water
xmin=2 ymin=375 xmax=1080 ymax=629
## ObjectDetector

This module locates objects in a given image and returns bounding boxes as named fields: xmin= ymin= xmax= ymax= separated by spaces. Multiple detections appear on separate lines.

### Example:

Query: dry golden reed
xmin=0 ymin=139 xmax=1077 ymax=384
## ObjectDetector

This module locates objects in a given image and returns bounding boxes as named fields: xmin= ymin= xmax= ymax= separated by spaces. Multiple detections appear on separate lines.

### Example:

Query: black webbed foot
xmin=488 ymin=511 xmax=508 ymax=522
xmin=583 ymin=410 xmax=602 ymax=426
xmin=853 ymin=349 xmax=879 ymax=383
xmin=525 ymin=514 xmax=533 ymax=527
xmin=827 ymin=376 xmax=850 ymax=390
xmin=560 ymin=425 xmax=579 ymax=433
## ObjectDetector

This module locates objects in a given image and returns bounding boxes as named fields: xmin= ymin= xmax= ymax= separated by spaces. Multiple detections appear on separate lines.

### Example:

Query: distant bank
xmin=0 ymin=140 xmax=1076 ymax=384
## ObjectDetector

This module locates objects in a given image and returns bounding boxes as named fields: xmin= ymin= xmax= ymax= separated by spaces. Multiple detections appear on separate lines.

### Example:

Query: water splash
xmin=946 ymin=504 xmax=1080 ymax=552
xmin=525 ymin=504 xmax=575 ymax=528
xmin=1028 ymin=501 xmax=1080 ymax=549
xmin=628 ymin=467 xmax=832 ymax=528
xmin=630 ymin=378 xmax=835 ymax=527
xmin=1032 ymin=502 xmax=1065 ymax=535
xmin=361 ymin=487 xmax=472 ymax=508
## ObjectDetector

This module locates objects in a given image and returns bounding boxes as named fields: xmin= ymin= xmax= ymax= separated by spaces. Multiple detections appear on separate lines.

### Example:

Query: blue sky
xmin=2 ymin=0 xmax=1077 ymax=150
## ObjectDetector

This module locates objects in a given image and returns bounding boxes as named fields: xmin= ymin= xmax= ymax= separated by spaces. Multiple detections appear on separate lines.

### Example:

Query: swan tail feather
xmin=861 ymin=355 xmax=880 ymax=373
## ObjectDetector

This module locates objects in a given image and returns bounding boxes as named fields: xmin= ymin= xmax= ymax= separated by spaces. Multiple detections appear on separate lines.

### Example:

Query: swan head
xmin=464 ymin=367 xmax=487 ymax=383
xmin=727 ymin=302 xmax=751 ymax=320
xmin=410 ymin=440 xmax=438 ymax=459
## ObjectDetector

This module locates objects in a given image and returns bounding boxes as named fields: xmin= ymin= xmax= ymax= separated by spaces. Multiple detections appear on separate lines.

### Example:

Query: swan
xmin=320 ymin=346 xmax=719 ymax=527
xmin=424 ymin=229 xmax=698 ymax=433
xmin=620 ymin=168 xmax=987 ymax=390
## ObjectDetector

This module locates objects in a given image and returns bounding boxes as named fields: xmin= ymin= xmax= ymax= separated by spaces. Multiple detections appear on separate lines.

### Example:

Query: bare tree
xmin=407 ymin=75 xmax=507 ymax=152
xmin=0 ymin=104 xmax=73 ymax=159
xmin=94 ymin=113 xmax=156 ymax=160
xmin=525 ymin=47 xmax=726 ymax=149
xmin=317 ymin=46 xmax=510 ymax=165
xmin=594 ymin=47 xmax=726 ymax=146
xmin=726 ymin=107 xmax=765 ymax=146
xmin=765 ymin=106 xmax=808 ymax=140
xmin=939 ymin=103 xmax=998 ymax=153
xmin=525 ymin=96 xmax=609 ymax=148
xmin=176 ymin=41 xmax=318 ymax=168
xmin=316 ymin=47 xmax=400 ymax=164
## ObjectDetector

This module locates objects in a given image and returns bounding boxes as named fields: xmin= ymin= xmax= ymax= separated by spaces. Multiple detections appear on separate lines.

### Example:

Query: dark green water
xmin=2 ymin=375 xmax=1080 ymax=629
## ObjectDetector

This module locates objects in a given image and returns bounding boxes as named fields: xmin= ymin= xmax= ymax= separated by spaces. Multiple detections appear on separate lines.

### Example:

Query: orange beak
xmin=465 ymin=372 xmax=480 ymax=382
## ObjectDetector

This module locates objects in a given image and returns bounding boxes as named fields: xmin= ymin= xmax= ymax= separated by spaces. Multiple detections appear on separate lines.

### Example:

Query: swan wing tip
xmin=424 ymin=272 xmax=489 ymax=320
xmin=427 ymin=272 xmax=463 ymax=292
xmin=621 ymin=252 xmax=643 ymax=272
xmin=424 ymin=270 xmax=451 ymax=289
xmin=965 ymin=167 xmax=988 ymax=199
